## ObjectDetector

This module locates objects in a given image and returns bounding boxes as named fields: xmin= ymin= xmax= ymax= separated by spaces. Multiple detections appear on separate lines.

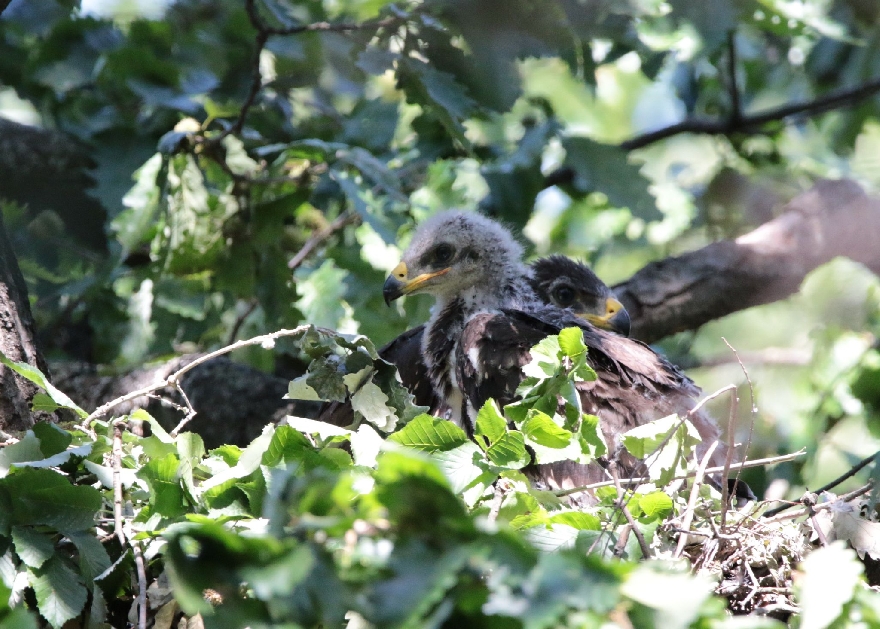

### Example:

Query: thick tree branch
xmin=0 ymin=211 xmax=54 ymax=430
xmin=615 ymin=179 xmax=880 ymax=343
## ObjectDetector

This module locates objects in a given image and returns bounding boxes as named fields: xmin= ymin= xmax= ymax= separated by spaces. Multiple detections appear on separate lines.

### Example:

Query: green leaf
xmin=548 ymin=511 xmax=601 ymax=531
xmin=286 ymin=416 xmax=352 ymax=440
xmin=558 ymin=327 xmax=587 ymax=358
xmin=638 ymin=491 xmax=673 ymax=519
xmin=513 ymin=552 xmax=623 ymax=628
xmin=0 ymin=432 xmax=44 ymax=476
xmin=562 ymin=137 xmax=658 ymax=221
xmin=240 ymin=544 xmax=314 ymax=600
xmin=286 ymin=375 xmax=323 ymax=401
xmin=474 ymin=399 xmax=507 ymax=447
xmin=0 ymin=352 xmax=86 ymax=418
xmin=621 ymin=562 xmax=716 ymax=629
xmin=0 ymin=606 xmax=39 ymax=629
xmin=521 ymin=335 xmax=562 ymax=379
xmin=138 ymin=454 xmax=185 ymax=518
xmin=2 ymin=469 xmax=101 ymax=531
xmin=622 ymin=414 xmax=699 ymax=484
xmin=349 ymin=424 xmax=383 ymax=468
xmin=11 ymin=526 xmax=55 ymax=569
xmin=351 ymin=381 xmax=397 ymax=431
xmin=521 ymin=409 xmax=573 ymax=449
xmin=796 ymin=542 xmax=863 ymax=629
xmin=388 ymin=414 xmax=468 ymax=452
xmin=486 ymin=431 xmax=529 ymax=468
xmin=852 ymin=120 xmax=880 ymax=189
xmin=368 ymin=541 xmax=472 ymax=626
xmin=200 ymin=426 xmax=275 ymax=490
xmin=30 ymin=555 xmax=88 ymax=629
xmin=262 ymin=425 xmax=313 ymax=468
xmin=396 ymin=57 xmax=476 ymax=149
xmin=306 ymin=357 xmax=348 ymax=403
xmin=580 ymin=414 xmax=607 ymax=458
xmin=64 ymin=530 xmax=112 ymax=584
xmin=294 ymin=259 xmax=357 ymax=333
xmin=30 ymin=393 xmax=62 ymax=415
xmin=429 ymin=441 xmax=489 ymax=496
xmin=32 ymin=423 xmax=72 ymax=458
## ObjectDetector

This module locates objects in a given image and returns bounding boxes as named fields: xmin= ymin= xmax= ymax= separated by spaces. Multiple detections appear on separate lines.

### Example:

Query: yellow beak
xmin=383 ymin=261 xmax=450 ymax=305
xmin=581 ymin=297 xmax=631 ymax=336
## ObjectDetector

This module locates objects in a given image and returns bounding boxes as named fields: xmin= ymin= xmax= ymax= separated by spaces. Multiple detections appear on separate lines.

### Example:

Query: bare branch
xmin=112 ymin=421 xmax=126 ymax=546
xmin=764 ymin=450 xmax=879 ymax=517
xmin=288 ymin=212 xmax=362 ymax=270
xmin=555 ymin=450 xmax=805 ymax=497
xmin=619 ymin=77 xmax=880 ymax=151
xmin=213 ymin=0 xmax=408 ymax=144
xmin=609 ymin=461 xmax=652 ymax=559
xmin=85 ymin=325 xmax=311 ymax=423
xmin=616 ymin=180 xmax=880 ymax=343
xmin=726 ymin=31 xmax=742 ymax=126
xmin=674 ymin=441 xmax=719 ymax=559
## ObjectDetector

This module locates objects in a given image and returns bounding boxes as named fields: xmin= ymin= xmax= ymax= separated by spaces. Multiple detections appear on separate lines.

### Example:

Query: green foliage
xmin=7 ymin=330 xmax=880 ymax=626
xmin=7 ymin=0 xmax=880 ymax=624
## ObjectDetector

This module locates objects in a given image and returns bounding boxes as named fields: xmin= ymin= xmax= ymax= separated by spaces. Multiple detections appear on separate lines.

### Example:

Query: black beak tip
xmin=383 ymin=276 xmax=404 ymax=306
xmin=611 ymin=308 xmax=632 ymax=337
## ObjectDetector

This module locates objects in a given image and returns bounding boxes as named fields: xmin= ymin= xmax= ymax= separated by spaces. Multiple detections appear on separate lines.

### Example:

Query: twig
xmin=612 ymin=524 xmax=631 ymax=558
xmin=214 ymin=0 xmax=406 ymax=144
xmin=168 ymin=383 xmax=197 ymax=437
xmin=228 ymin=298 xmax=259 ymax=345
xmin=85 ymin=325 xmax=312 ymax=422
xmin=805 ymin=493 xmax=829 ymax=547
xmin=722 ymin=338 xmax=757 ymax=487
xmin=763 ymin=482 xmax=874 ymax=522
xmin=487 ymin=479 xmax=510 ymax=523
xmin=726 ymin=31 xmax=741 ymax=125
xmin=555 ymin=450 xmax=805 ymax=497
xmin=674 ymin=441 xmax=718 ymax=559
xmin=288 ymin=212 xmax=361 ymax=270
xmin=112 ymin=421 xmax=126 ymax=546
xmin=720 ymin=387 xmax=738 ymax=529
xmin=609 ymin=461 xmax=652 ymax=559
xmin=689 ymin=384 xmax=737 ymax=418
xmin=618 ymin=75 xmax=880 ymax=151
xmin=763 ymin=450 xmax=879 ymax=517
xmin=133 ymin=541 xmax=148 ymax=629
xmin=688 ymin=348 xmax=812 ymax=368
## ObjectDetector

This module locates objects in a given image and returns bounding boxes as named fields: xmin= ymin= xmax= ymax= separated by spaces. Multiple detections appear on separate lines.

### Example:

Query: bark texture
xmin=0 ymin=210 xmax=51 ymax=431
xmin=615 ymin=179 xmax=880 ymax=343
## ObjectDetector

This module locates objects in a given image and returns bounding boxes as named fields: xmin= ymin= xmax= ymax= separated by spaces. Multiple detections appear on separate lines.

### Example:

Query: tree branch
xmin=288 ymin=211 xmax=361 ymax=270
xmin=619 ymin=77 xmax=880 ymax=151
xmin=615 ymin=179 xmax=880 ymax=343
xmin=726 ymin=31 xmax=742 ymax=126
xmin=213 ymin=0 xmax=407 ymax=143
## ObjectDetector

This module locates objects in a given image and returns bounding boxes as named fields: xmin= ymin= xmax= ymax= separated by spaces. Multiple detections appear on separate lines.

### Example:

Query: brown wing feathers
xmin=371 ymin=212 xmax=737 ymax=503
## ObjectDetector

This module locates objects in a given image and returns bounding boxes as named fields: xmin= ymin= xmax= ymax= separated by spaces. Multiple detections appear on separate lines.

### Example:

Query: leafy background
xmin=5 ymin=0 xmax=880 ymax=625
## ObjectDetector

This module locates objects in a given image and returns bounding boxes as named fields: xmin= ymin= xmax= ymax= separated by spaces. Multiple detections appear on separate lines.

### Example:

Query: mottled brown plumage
xmin=318 ymin=255 xmax=629 ymax=426
xmin=381 ymin=211 xmax=732 ymax=504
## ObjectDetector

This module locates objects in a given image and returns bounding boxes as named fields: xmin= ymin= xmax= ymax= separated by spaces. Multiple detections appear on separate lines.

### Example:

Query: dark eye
xmin=552 ymin=285 xmax=575 ymax=307
xmin=434 ymin=244 xmax=455 ymax=265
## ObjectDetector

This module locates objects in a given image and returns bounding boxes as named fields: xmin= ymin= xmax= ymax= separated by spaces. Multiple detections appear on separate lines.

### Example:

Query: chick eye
xmin=552 ymin=285 xmax=575 ymax=307
xmin=434 ymin=244 xmax=455 ymax=265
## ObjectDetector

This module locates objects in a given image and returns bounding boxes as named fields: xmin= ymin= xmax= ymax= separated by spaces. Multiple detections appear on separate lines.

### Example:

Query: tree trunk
xmin=0 ymin=210 xmax=51 ymax=431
